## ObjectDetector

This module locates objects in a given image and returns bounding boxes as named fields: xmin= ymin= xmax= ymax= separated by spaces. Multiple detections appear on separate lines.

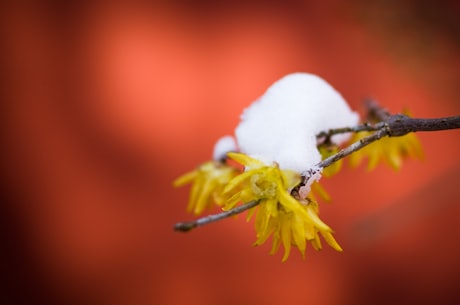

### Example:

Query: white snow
xmin=213 ymin=135 xmax=237 ymax=161
xmin=234 ymin=72 xmax=359 ymax=174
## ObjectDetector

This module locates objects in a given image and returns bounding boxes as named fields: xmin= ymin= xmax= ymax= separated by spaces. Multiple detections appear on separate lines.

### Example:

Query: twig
xmin=174 ymin=200 xmax=259 ymax=232
xmin=174 ymin=106 xmax=460 ymax=232
xmin=316 ymin=128 xmax=388 ymax=169
xmin=316 ymin=123 xmax=383 ymax=140
xmin=174 ymin=129 xmax=390 ymax=233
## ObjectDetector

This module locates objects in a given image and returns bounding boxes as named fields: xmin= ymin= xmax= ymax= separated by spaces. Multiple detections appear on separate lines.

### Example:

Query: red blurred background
xmin=2 ymin=1 xmax=460 ymax=305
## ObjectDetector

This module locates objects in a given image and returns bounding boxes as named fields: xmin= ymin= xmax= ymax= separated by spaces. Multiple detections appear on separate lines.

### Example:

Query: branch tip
xmin=174 ymin=222 xmax=197 ymax=232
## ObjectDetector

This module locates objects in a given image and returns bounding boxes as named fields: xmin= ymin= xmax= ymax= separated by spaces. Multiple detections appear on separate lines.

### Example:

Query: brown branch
xmin=316 ymin=123 xmax=383 ymax=140
xmin=302 ymin=113 xmax=460 ymax=184
xmin=174 ymin=103 xmax=460 ymax=232
xmin=386 ymin=114 xmax=460 ymax=136
xmin=316 ymin=128 xmax=388 ymax=169
xmin=174 ymin=200 xmax=259 ymax=232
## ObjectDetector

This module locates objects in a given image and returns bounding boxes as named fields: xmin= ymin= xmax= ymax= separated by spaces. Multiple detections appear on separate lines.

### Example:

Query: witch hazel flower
xmin=173 ymin=136 xmax=239 ymax=215
xmin=173 ymin=161 xmax=240 ymax=215
xmin=222 ymin=152 xmax=342 ymax=262
xmin=349 ymin=130 xmax=424 ymax=171
xmin=175 ymin=73 xmax=359 ymax=260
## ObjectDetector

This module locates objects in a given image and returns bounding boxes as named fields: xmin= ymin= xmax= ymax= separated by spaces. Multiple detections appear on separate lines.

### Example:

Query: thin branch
xmin=174 ymin=105 xmax=460 ymax=232
xmin=316 ymin=128 xmax=389 ymax=169
xmin=316 ymin=123 xmax=383 ymax=139
xmin=174 ymin=200 xmax=259 ymax=232
xmin=174 ymin=130 xmax=390 ymax=233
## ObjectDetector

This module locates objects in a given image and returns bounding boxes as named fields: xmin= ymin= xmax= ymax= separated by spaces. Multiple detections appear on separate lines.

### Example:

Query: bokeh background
xmin=2 ymin=1 xmax=460 ymax=305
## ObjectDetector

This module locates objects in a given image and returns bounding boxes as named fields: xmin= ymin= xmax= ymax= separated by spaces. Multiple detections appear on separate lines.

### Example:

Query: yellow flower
xmin=223 ymin=152 xmax=342 ymax=261
xmin=252 ymin=198 xmax=342 ymax=262
xmin=174 ymin=161 xmax=240 ymax=215
xmin=222 ymin=152 xmax=300 ymax=210
xmin=349 ymin=131 xmax=424 ymax=171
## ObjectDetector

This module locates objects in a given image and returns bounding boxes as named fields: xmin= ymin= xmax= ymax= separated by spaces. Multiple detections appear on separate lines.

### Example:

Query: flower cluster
xmin=349 ymin=132 xmax=424 ymax=171
xmin=175 ymin=152 xmax=342 ymax=261
xmin=224 ymin=153 xmax=342 ymax=261
xmin=173 ymin=161 xmax=240 ymax=215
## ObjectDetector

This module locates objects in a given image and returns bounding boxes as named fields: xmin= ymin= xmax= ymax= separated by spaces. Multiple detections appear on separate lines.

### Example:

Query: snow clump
xmin=234 ymin=72 xmax=359 ymax=174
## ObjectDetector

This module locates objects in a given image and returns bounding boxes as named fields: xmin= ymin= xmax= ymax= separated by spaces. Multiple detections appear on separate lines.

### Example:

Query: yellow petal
xmin=281 ymin=170 xmax=301 ymax=190
xmin=278 ymin=191 xmax=305 ymax=214
xmin=269 ymin=229 xmax=281 ymax=255
xmin=227 ymin=152 xmax=264 ymax=168
xmin=280 ymin=216 xmax=292 ymax=262
xmin=291 ymin=213 xmax=307 ymax=258
xmin=254 ymin=203 xmax=271 ymax=239
xmin=320 ymin=146 xmax=343 ymax=177
xmin=386 ymin=148 xmax=402 ymax=171
xmin=194 ymin=180 xmax=215 ymax=215
xmin=173 ymin=170 xmax=198 ymax=187
xmin=366 ymin=147 xmax=381 ymax=171
xmin=310 ymin=231 xmax=322 ymax=250
xmin=223 ymin=170 xmax=253 ymax=195
xmin=305 ymin=205 xmax=331 ymax=231
xmin=187 ymin=180 xmax=202 ymax=213
xmin=222 ymin=192 xmax=242 ymax=210
xmin=246 ymin=205 xmax=257 ymax=222
xmin=321 ymin=231 xmax=343 ymax=252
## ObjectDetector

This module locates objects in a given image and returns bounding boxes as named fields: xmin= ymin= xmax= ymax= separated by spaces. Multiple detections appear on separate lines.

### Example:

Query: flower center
xmin=249 ymin=168 xmax=279 ymax=199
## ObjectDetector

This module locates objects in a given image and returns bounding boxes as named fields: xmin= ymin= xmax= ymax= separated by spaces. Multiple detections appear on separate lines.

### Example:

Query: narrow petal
xmin=265 ymin=198 xmax=279 ymax=218
xmin=194 ymin=181 xmax=215 ymax=214
xmin=291 ymin=213 xmax=306 ymax=258
xmin=321 ymin=231 xmax=343 ymax=252
xmin=255 ymin=203 xmax=271 ymax=240
xmin=223 ymin=170 xmax=253 ymax=195
xmin=367 ymin=148 xmax=381 ymax=171
xmin=278 ymin=191 xmax=306 ymax=215
xmin=227 ymin=152 xmax=264 ymax=168
xmin=305 ymin=205 xmax=331 ymax=231
xmin=386 ymin=147 xmax=402 ymax=170
xmin=270 ymin=229 xmax=281 ymax=255
xmin=310 ymin=231 xmax=322 ymax=250
xmin=173 ymin=170 xmax=198 ymax=187
xmin=222 ymin=192 xmax=242 ymax=210
xmin=187 ymin=180 xmax=202 ymax=212
xmin=280 ymin=216 xmax=292 ymax=262
xmin=246 ymin=205 xmax=257 ymax=222
xmin=255 ymin=215 xmax=275 ymax=245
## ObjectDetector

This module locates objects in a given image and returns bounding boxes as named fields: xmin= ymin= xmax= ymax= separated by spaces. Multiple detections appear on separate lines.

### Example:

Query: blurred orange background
xmin=2 ymin=1 xmax=460 ymax=305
